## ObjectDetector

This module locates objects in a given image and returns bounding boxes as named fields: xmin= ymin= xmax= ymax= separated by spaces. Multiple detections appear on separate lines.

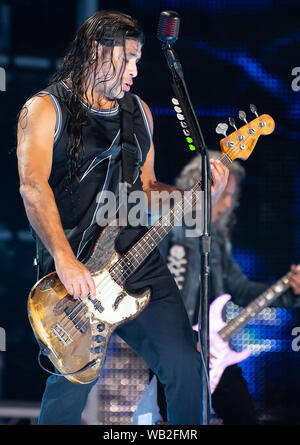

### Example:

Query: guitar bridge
xmin=51 ymin=323 xmax=73 ymax=346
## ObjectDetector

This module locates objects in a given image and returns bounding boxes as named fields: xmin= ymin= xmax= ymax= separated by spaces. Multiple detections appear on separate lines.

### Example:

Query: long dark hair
xmin=51 ymin=10 xmax=144 ymax=181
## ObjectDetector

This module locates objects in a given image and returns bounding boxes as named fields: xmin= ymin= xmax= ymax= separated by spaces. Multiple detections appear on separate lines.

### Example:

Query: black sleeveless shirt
xmin=35 ymin=81 xmax=152 ymax=277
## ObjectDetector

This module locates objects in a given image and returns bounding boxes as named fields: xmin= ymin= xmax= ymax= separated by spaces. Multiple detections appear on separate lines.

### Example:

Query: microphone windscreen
xmin=157 ymin=10 xmax=180 ymax=44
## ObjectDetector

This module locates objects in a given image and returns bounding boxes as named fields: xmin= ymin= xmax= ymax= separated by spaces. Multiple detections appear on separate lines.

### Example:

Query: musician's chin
xmin=114 ymin=89 xmax=125 ymax=99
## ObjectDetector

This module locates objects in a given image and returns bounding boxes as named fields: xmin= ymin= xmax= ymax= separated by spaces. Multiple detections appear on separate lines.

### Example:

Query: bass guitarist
xmin=16 ymin=11 xmax=228 ymax=425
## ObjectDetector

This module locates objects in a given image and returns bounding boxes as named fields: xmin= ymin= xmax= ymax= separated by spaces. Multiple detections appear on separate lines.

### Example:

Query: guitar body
xmin=27 ymin=223 xmax=151 ymax=384
xmin=208 ymin=294 xmax=250 ymax=393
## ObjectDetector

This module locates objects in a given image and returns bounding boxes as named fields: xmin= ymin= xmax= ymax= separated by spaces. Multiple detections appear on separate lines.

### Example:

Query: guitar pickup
xmin=89 ymin=297 xmax=104 ymax=313
xmin=63 ymin=305 xmax=88 ymax=334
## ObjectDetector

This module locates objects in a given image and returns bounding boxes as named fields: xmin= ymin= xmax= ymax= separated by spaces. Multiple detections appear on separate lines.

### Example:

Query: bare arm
xmin=17 ymin=95 xmax=96 ymax=299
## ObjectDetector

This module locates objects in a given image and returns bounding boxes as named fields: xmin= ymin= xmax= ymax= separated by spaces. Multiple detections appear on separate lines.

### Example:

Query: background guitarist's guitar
xmin=27 ymin=111 xmax=275 ymax=384
xmin=195 ymin=263 xmax=299 ymax=394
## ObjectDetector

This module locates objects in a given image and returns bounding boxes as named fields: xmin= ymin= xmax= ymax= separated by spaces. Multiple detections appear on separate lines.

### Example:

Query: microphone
xmin=157 ymin=10 xmax=181 ymax=45
xmin=157 ymin=11 xmax=183 ymax=78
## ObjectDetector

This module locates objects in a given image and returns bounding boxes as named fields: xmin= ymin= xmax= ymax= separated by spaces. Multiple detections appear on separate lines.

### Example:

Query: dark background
xmin=0 ymin=0 xmax=299 ymax=424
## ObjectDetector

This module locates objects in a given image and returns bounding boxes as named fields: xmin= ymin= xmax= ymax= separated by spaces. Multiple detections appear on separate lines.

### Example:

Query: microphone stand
xmin=161 ymin=42 xmax=211 ymax=425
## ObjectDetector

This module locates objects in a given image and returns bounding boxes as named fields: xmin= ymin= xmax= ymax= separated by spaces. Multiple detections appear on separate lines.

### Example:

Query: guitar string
xmin=56 ymin=185 xmax=205 ymax=342
xmin=52 ymin=141 xmax=246 ymax=342
xmin=54 ymin=191 xmax=198 ymax=342
xmin=64 ymin=124 xmax=260 ymax=318
xmin=219 ymin=268 xmax=296 ymax=340
xmin=52 ymin=138 xmax=254 ymax=343
xmin=109 ymin=126 xmax=263 ymax=279
xmin=52 ymin=136 xmax=259 ymax=343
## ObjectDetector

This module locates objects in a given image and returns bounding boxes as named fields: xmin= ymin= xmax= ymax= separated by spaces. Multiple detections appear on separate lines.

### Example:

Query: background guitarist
xmin=156 ymin=151 xmax=300 ymax=424
xmin=16 ymin=11 xmax=229 ymax=425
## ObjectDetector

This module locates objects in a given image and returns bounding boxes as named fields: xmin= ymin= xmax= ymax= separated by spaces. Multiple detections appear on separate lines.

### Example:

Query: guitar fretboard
xmin=109 ymin=153 xmax=232 ymax=285
xmin=109 ymin=183 xmax=201 ymax=284
xmin=219 ymin=271 xmax=294 ymax=342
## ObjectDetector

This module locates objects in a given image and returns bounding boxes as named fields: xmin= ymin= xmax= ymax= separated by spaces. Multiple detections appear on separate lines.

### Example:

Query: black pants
xmin=38 ymin=226 xmax=203 ymax=425
xmin=153 ymin=363 xmax=258 ymax=425
xmin=212 ymin=364 xmax=258 ymax=424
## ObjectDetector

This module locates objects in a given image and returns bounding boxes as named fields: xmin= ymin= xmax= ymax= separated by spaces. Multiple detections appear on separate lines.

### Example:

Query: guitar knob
xmin=97 ymin=323 xmax=105 ymax=332
xmin=215 ymin=123 xmax=228 ymax=137
xmin=90 ymin=346 xmax=104 ymax=354
xmin=238 ymin=110 xmax=248 ymax=124
xmin=228 ymin=117 xmax=237 ymax=131
xmin=250 ymin=104 xmax=258 ymax=117
xmin=92 ymin=335 xmax=106 ymax=344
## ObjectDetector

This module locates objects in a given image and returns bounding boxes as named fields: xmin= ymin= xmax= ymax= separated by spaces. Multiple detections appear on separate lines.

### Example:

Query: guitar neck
xmin=110 ymin=153 xmax=232 ymax=285
xmin=218 ymin=268 xmax=297 ymax=341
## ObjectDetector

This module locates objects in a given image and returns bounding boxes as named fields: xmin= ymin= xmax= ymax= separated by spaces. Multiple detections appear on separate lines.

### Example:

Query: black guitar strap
xmin=118 ymin=93 xmax=141 ymax=194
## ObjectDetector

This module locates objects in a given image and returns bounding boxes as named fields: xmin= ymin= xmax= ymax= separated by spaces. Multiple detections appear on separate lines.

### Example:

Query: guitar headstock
xmin=216 ymin=105 xmax=275 ymax=162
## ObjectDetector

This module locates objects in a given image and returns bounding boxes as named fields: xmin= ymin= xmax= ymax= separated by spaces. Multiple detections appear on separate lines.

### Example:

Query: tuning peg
xmin=228 ymin=117 xmax=237 ymax=131
xmin=215 ymin=123 xmax=228 ymax=137
xmin=250 ymin=104 xmax=258 ymax=117
xmin=238 ymin=110 xmax=248 ymax=124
